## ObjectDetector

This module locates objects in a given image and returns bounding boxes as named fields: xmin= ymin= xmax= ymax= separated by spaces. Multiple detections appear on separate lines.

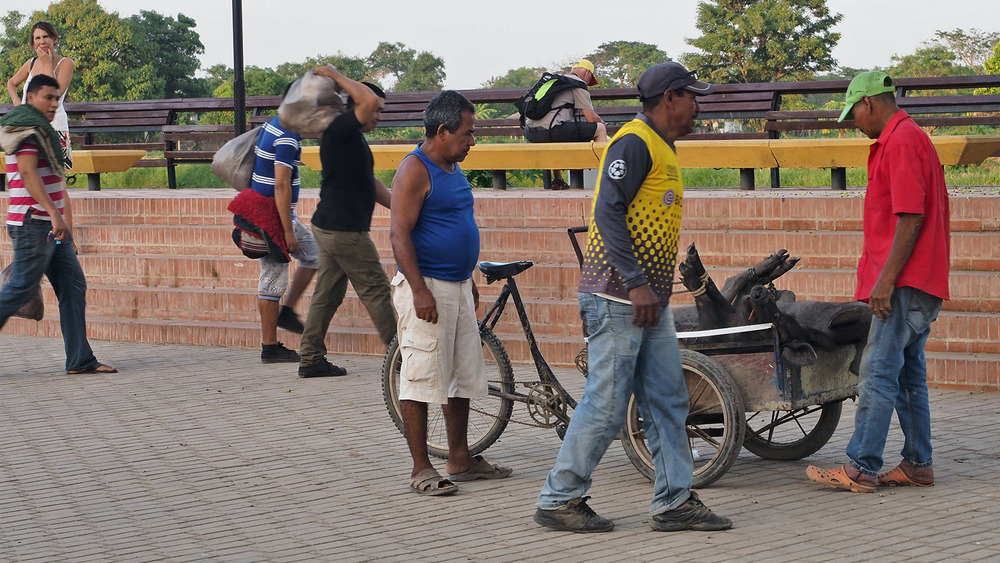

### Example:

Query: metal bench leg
xmin=739 ymin=168 xmax=755 ymax=190
xmin=831 ymin=168 xmax=847 ymax=190
xmin=492 ymin=170 xmax=507 ymax=190
xmin=770 ymin=168 xmax=781 ymax=189
xmin=167 ymin=164 xmax=178 ymax=189
xmin=542 ymin=170 xmax=552 ymax=189
xmin=569 ymin=170 xmax=584 ymax=189
xmin=1 ymin=173 xmax=6 ymax=191
xmin=87 ymin=173 xmax=101 ymax=191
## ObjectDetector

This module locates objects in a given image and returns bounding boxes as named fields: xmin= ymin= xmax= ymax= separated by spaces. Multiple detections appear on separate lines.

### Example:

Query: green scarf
xmin=0 ymin=103 xmax=66 ymax=172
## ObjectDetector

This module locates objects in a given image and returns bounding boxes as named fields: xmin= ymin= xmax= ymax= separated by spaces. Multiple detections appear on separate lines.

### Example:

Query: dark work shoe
xmin=277 ymin=305 xmax=305 ymax=334
xmin=298 ymin=358 xmax=348 ymax=378
xmin=650 ymin=492 xmax=732 ymax=532
xmin=533 ymin=497 xmax=614 ymax=533
xmin=261 ymin=342 xmax=300 ymax=364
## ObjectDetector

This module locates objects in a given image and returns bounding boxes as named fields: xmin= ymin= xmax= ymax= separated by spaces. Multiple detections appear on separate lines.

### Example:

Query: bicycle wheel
xmin=620 ymin=349 xmax=746 ymax=488
xmin=381 ymin=327 xmax=515 ymax=458
xmin=743 ymin=400 xmax=843 ymax=460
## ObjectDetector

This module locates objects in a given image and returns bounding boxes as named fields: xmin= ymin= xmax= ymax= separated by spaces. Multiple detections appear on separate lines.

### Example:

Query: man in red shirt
xmin=807 ymin=71 xmax=949 ymax=493
xmin=0 ymin=74 xmax=115 ymax=374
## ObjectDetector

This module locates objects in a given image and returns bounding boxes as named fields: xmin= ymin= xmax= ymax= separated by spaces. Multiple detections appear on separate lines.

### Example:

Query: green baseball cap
xmin=837 ymin=71 xmax=896 ymax=122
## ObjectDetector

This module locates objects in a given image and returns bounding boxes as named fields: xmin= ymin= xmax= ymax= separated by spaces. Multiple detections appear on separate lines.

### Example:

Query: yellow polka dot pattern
xmin=578 ymin=119 xmax=684 ymax=304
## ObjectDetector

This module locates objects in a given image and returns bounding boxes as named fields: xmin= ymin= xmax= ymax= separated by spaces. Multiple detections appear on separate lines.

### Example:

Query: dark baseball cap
xmin=637 ymin=62 xmax=716 ymax=100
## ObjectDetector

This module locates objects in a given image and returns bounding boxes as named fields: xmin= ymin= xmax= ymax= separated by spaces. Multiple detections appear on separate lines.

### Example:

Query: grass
xmin=78 ymin=159 xmax=1000 ymax=190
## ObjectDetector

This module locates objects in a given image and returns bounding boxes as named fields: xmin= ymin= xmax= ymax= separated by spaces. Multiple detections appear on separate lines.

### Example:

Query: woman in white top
xmin=6 ymin=21 xmax=75 ymax=168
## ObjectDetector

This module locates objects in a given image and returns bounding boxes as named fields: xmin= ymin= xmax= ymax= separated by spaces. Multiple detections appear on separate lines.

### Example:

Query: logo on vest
xmin=607 ymin=159 xmax=626 ymax=180
xmin=663 ymin=190 xmax=676 ymax=207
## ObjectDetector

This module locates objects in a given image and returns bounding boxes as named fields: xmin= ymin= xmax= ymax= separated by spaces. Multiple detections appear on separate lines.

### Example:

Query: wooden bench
xmin=298 ymin=136 xmax=1000 ymax=190
xmin=1 ymin=149 xmax=146 ymax=190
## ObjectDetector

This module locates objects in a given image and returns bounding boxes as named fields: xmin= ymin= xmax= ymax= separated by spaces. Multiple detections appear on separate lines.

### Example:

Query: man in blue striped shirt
xmin=251 ymin=115 xmax=319 ymax=363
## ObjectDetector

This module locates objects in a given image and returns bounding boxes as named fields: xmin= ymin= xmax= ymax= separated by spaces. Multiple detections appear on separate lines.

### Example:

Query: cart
xmin=567 ymin=226 xmax=859 ymax=488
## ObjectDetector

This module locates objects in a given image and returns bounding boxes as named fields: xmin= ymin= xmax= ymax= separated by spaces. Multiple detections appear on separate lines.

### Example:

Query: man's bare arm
xmin=389 ymin=155 xmax=436 ymax=323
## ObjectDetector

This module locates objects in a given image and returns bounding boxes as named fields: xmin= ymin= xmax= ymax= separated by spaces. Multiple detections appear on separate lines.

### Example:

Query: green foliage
xmin=886 ymin=44 xmax=974 ymax=80
xmin=126 ymin=11 xmax=207 ymax=98
xmin=0 ymin=1 xmax=209 ymax=103
xmin=933 ymin=28 xmax=1000 ymax=74
xmin=395 ymin=51 xmax=446 ymax=91
xmin=587 ymin=41 xmax=670 ymax=88
xmin=683 ymin=0 xmax=842 ymax=83
xmin=980 ymin=41 xmax=1000 ymax=95
xmin=367 ymin=42 xmax=445 ymax=91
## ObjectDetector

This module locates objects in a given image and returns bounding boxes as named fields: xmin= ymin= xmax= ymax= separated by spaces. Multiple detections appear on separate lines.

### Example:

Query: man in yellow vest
xmin=534 ymin=62 xmax=732 ymax=533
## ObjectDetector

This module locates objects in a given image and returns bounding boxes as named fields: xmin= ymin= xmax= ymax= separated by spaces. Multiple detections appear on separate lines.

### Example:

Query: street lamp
xmin=232 ymin=0 xmax=246 ymax=135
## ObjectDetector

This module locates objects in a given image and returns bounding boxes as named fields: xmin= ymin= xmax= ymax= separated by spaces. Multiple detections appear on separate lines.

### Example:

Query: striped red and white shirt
xmin=5 ymin=141 xmax=65 ymax=226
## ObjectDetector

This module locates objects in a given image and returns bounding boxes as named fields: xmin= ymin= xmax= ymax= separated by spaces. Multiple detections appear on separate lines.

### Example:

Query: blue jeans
xmin=1 ymin=218 xmax=96 ymax=371
xmin=846 ymin=286 xmax=942 ymax=476
xmin=538 ymin=293 xmax=693 ymax=514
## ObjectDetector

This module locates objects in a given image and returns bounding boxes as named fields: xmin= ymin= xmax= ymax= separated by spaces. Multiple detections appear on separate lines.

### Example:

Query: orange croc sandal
xmin=806 ymin=465 xmax=876 ymax=493
xmin=878 ymin=465 xmax=934 ymax=487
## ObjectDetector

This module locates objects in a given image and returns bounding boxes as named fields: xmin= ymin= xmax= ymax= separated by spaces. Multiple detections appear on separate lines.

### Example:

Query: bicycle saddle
xmin=478 ymin=260 xmax=534 ymax=283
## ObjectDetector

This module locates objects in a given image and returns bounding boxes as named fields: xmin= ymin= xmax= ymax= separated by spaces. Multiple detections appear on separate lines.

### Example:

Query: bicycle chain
xmin=470 ymin=379 xmax=571 ymax=429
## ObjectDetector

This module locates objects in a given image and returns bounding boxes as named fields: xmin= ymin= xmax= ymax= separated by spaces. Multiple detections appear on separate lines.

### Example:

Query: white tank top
xmin=23 ymin=57 xmax=70 ymax=132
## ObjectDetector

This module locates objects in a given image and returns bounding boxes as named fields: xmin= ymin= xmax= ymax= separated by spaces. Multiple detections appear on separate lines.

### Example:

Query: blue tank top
xmin=407 ymin=144 xmax=480 ymax=281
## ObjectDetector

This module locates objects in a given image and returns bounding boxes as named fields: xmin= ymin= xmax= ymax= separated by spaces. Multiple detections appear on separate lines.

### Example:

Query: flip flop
xmin=67 ymin=362 xmax=118 ymax=375
xmin=878 ymin=465 xmax=934 ymax=487
xmin=410 ymin=468 xmax=458 ymax=496
xmin=806 ymin=464 xmax=876 ymax=493
xmin=447 ymin=455 xmax=513 ymax=482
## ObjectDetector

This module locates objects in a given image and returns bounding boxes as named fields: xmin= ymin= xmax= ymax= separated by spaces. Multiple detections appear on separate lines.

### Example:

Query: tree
xmin=394 ymin=51 xmax=446 ymax=91
xmin=682 ymin=0 xmax=842 ymax=83
xmin=127 ymin=11 xmax=208 ymax=98
xmin=587 ymin=41 xmax=670 ymax=88
xmin=885 ymin=44 xmax=974 ymax=79
xmin=979 ymin=40 xmax=1000 ymax=95
xmin=482 ymin=66 xmax=546 ymax=89
xmin=934 ymin=28 xmax=1000 ymax=74
xmin=366 ymin=41 xmax=445 ymax=91
xmin=0 ymin=1 xmax=203 ymax=102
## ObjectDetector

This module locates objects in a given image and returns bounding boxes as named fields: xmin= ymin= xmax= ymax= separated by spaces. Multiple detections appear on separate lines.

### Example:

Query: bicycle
xmin=381 ymin=258 xmax=748 ymax=486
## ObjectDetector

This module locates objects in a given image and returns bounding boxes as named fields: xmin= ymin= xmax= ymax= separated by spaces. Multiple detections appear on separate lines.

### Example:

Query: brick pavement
xmin=1 ymin=335 xmax=998 ymax=562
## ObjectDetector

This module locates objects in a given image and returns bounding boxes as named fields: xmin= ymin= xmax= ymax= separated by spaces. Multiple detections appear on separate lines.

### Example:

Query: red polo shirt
xmin=855 ymin=110 xmax=950 ymax=301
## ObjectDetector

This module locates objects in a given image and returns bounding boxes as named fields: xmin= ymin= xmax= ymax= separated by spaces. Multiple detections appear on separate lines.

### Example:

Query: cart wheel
xmin=743 ymin=400 xmax=844 ymax=460
xmin=620 ymin=349 xmax=746 ymax=488
xmin=382 ymin=328 xmax=515 ymax=458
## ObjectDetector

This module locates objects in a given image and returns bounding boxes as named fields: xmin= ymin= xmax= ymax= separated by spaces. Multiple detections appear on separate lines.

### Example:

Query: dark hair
xmin=423 ymin=90 xmax=475 ymax=137
xmin=26 ymin=73 xmax=60 ymax=95
xmin=30 ymin=21 xmax=60 ymax=46
xmin=347 ymin=82 xmax=386 ymax=108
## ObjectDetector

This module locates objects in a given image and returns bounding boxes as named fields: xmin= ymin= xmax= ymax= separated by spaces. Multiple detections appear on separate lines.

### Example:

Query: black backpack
xmin=514 ymin=72 xmax=587 ymax=126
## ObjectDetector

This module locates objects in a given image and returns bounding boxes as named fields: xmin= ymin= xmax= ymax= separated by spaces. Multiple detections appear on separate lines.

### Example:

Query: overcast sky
xmin=12 ymin=0 xmax=998 ymax=89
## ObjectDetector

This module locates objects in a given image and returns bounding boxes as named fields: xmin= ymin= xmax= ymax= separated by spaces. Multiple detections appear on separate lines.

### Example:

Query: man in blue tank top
xmin=390 ymin=91 xmax=512 ymax=496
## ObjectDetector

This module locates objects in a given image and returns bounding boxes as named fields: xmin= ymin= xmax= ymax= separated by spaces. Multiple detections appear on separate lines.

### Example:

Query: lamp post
xmin=232 ymin=0 xmax=246 ymax=135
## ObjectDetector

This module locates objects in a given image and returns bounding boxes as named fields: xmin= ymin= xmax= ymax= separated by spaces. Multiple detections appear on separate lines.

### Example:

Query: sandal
xmin=878 ymin=465 xmax=934 ymax=487
xmin=806 ymin=465 xmax=876 ymax=493
xmin=447 ymin=455 xmax=513 ymax=482
xmin=67 ymin=362 xmax=117 ymax=375
xmin=410 ymin=468 xmax=458 ymax=496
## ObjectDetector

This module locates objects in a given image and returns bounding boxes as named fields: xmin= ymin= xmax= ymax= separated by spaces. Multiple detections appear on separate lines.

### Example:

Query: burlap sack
xmin=211 ymin=127 xmax=262 ymax=191
xmin=0 ymin=262 xmax=44 ymax=321
xmin=278 ymin=66 xmax=345 ymax=134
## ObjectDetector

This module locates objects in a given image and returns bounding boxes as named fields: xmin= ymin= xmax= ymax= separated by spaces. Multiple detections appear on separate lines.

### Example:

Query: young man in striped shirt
xmin=0 ymin=73 xmax=115 ymax=374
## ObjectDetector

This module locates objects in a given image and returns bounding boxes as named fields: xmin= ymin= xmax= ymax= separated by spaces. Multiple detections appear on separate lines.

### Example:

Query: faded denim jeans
xmin=847 ymin=286 xmax=942 ymax=476
xmin=538 ymin=292 xmax=693 ymax=515
xmin=1 ymin=217 xmax=96 ymax=371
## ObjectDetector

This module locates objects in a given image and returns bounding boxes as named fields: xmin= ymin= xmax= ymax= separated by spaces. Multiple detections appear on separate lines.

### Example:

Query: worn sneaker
xmin=298 ymin=358 xmax=348 ymax=378
xmin=533 ymin=497 xmax=614 ymax=533
xmin=261 ymin=342 xmax=300 ymax=363
xmin=650 ymin=492 xmax=732 ymax=532
xmin=277 ymin=305 xmax=305 ymax=334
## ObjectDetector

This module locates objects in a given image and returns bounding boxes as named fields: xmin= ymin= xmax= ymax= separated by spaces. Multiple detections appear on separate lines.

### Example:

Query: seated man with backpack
xmin=520 ymin=59 xmax=607 ymax=189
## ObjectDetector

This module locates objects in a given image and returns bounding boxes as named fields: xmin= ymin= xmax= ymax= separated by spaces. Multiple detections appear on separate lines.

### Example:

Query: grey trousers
xmin=298 ymin=226 xmax=397 ymax=365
